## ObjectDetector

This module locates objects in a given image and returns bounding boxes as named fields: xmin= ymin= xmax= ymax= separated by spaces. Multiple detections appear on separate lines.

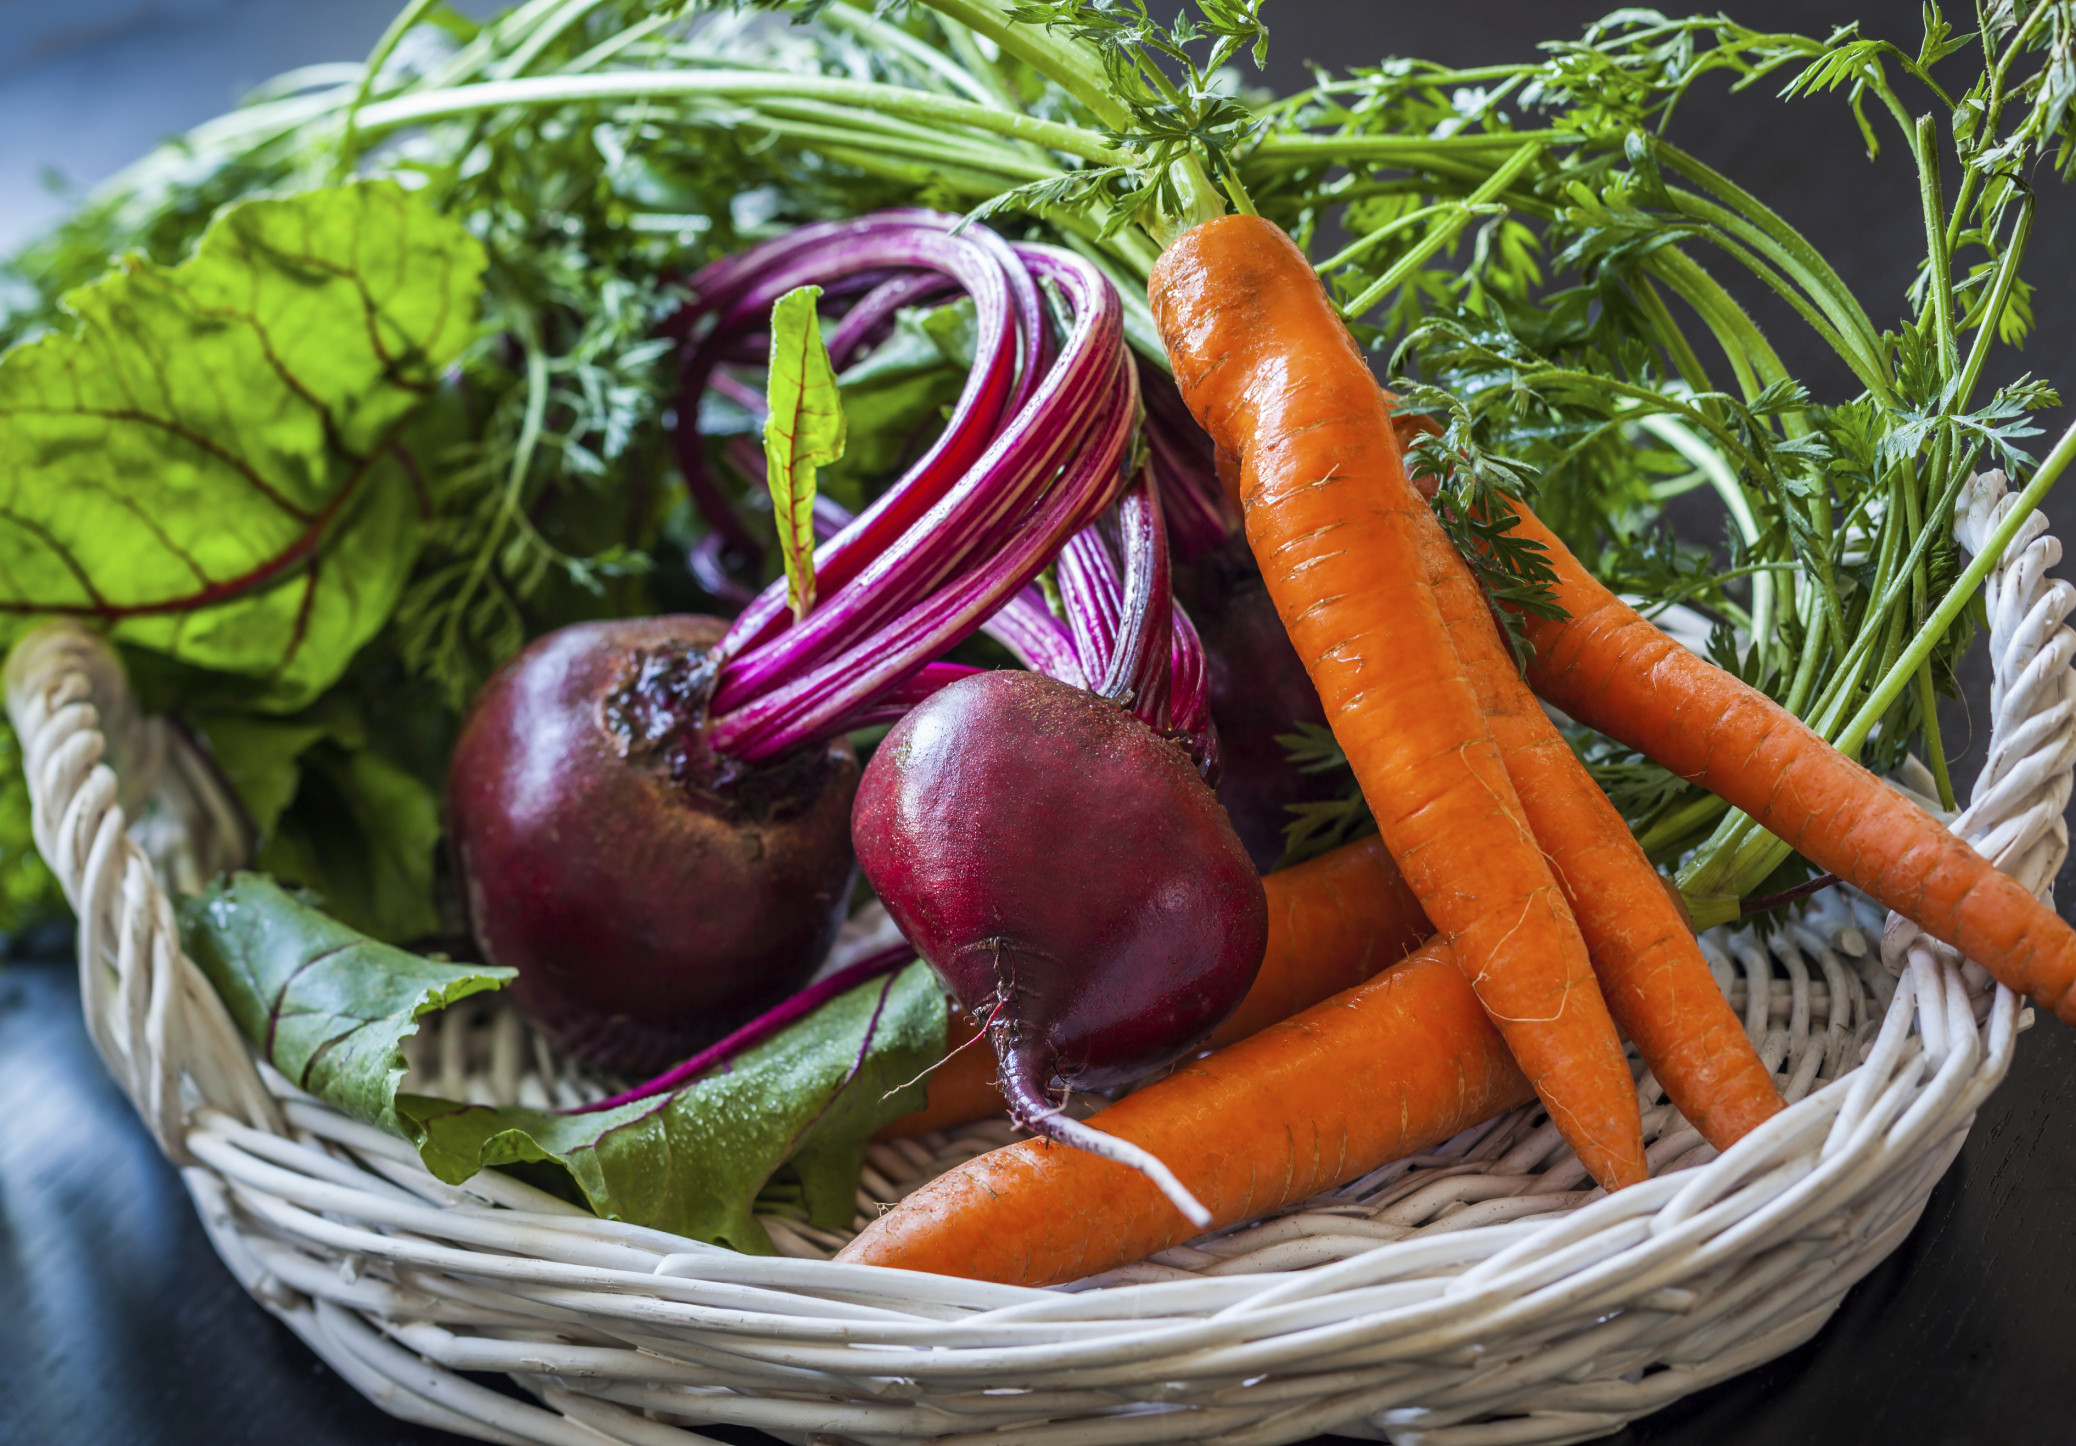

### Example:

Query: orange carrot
xmin=1506 ymin=501 xmax=2076 ymax=1023
xmin=877 ymin=834 xmax=1432 ymax=1139
xmin=875 ymin=1014 xmax=1001 ymax=1139
xmin=1416 ymin=520 xmax=1783 ymax=1149
xmin=840 ymin=938 xmax=1533 ymax=1286
xmin=1208 ymin=832 xmax=1430 ymax=1044
xmin=1150 ymin=213 xmax=1645 ymax=1190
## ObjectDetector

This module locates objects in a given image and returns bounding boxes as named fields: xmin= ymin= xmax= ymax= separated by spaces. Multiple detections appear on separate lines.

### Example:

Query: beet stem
xmin=708 ymin=352 xmax=1137 ymax=759
xmin=994 ymin=1024 xmax=1212 ymax=1229
xmin=563 ymin=942 xmax=916 ymax=1115
xmin=1057 ymin=525 xmax=1124 ymax=681
xmin=1100 ymin=472 xmax=1172 ymax=728
xmin=812 ymin=495 xmax=1084 ymax=686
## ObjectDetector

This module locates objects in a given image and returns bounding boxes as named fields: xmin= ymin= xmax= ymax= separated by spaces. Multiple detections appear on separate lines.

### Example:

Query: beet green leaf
xmin=0 ymin=181 xmax=485 ymax=711
xmin=762 ymin=284 xmax=845 ymax=622
xmin=181 ymin=872 xmax=944 ymax=1252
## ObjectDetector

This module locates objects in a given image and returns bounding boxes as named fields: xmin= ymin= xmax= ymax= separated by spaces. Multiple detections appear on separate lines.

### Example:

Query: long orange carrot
xmin=878 ymin=834 xmax=1432 ymax=1138
xmin=840 ymin=938 xmax=1533 ymax=1285
xmin=1416 ymin=522 xmax=1783 ymax=1148
xmin=1150 ymin=213 xmax=1645 ymax=1190
xmin=1506 ymin=501 xmax=2076 ymax=1022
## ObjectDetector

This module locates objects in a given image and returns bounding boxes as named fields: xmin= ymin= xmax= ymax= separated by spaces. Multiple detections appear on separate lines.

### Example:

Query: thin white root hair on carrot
xmin=1027 ymin=1109 xmax=1213 ymax=1228
xmin=991 ymin=1012 xmax=1212 ymax=1226
xmin=878 ymin=999 xmax=1003 ymax=1101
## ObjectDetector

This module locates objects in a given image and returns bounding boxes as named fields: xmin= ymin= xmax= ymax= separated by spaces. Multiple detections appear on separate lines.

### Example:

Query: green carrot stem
xmin=351 ymin=71 xmax=1132 ymax=168
xmin=1954 ymin=194 xmax=2034 ymax=413
xmin=912 ymin=0 xmax=1132 ymax=131
xmin=337 ymin=0 xmax=442 ymax=174
xmin=1838 ymin=417 xmax=2076 ymax=755
xmin=1916 ymin=662 xmax=1958 ymax=811
xmin=1654 ymin=141 xmax=1888 ymax=385
xmin=1335 ymin=143 xmax=1542 ymax=319
xmin=1914 ymin=112 xmax=1959 ymax=373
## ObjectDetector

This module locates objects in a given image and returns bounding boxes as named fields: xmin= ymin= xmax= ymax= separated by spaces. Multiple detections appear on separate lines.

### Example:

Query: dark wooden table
xmin=5 ymin=2 xmax=2075 ymax=1444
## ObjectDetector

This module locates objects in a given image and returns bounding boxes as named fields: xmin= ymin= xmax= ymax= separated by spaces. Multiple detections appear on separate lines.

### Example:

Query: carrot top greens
xmin=3 ymin=0 xmax=2074 ymax=927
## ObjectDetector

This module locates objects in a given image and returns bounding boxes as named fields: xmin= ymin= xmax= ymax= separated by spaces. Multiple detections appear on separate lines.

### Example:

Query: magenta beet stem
xmin=985 ymin=585 xmax=1087 ymax=689
xmin=809 ymin=493 xmax=1084 ymax=690
xmin=712 ymin=243 xmax=1107 ymax=693
xmin=706 ymin=366 xmax=767 ymax=421
xmin=840 ymin=661 xmax=986 ymax=730
xmin=822 ymin=271 xmax=960 ymax=368
xmin=1167 ymin=601 xmax=1210 ymax=742
xmin=562 ymin=942 xmax=918 ymax=1115
xmin=1101 ymin=473 xmax=1174 ymax=729
xmin=1056 ymin=524 xmax=1123 ymax=685
xmin=710 ymin=233 xmax=1032 ymax=665
xmin=709 ymin=245 xmax=1122 ymax=716
xmin=709 ymin=350 xmax=1138 ymax=759
xmin=687 ymin=533 xmax=755 ymax=607
xmin=678 ymin=220 xmax=1022 ymax=593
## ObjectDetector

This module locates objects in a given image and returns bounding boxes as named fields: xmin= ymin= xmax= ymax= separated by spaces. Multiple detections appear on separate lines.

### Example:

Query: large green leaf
xmin=402 ymin=959 xmax=942 ymax=1251
xmin=195 ymin=691 xmax=445 ymax=943
xmin=762 ymin=284 xmax=845 ymax=621
xmin=181 ymin=872 xmax=510 ymax=1134
xmin=0 ymin=717 xmax=60 ymax=931
xmin=181 ymin=873 xmax=945 ymax=1250
xmin=254 ymin=747 xmax=445 ymax=943
xmin=0 ymin=182 xmax=486 ymax=711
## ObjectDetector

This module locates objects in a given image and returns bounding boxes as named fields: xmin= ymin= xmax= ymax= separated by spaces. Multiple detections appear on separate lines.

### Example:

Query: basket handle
xmin=1881 ymin=469 xmax=2076 ymax=980
xmin=3 ymin=623 xmax=277 ymax=1158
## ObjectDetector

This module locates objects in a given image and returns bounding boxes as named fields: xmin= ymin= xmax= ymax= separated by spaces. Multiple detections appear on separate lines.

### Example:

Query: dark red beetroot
xmin=448 ymin=616 xmax=859 ymax=1076
xmin=852 ymin=669 xmax=1267 ymax=1223
xmin=1179 ymin=539 xmax=1343 ymax=870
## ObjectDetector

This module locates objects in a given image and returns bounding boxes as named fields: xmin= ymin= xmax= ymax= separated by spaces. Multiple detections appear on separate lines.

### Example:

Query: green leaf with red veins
xmin=181 ymin=871 xmax=944 ymax=1252
xmin=0 ymin=181 xmax=485 ymax=711
xmin=761 ymin=284 xmax=846 ymax=622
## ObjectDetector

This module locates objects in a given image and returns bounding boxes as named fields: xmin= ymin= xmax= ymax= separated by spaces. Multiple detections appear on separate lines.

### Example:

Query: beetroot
xmin=447 ymin=616 xmax=859 ymax=1076
xmin=852 ymin=669 xmax=1267 ymax=1221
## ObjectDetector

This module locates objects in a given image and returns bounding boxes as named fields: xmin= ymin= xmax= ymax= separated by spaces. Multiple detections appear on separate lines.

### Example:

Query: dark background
xmin=4 ymin=2 xmax=2075 ymax=1444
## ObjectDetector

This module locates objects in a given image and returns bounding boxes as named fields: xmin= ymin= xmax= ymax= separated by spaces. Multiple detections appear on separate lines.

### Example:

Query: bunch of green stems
xmin=65 ymin=0 xmax=2076 ymax=918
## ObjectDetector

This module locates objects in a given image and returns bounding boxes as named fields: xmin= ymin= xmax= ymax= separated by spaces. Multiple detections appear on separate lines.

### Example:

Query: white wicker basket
xmin=9 ymin=468 xmax=2071 ymax=1446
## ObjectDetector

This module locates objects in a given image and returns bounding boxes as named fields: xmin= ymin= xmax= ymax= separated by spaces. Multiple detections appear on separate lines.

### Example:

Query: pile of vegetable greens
xmin=4 ymin=0 xmax=2074 ymax=1243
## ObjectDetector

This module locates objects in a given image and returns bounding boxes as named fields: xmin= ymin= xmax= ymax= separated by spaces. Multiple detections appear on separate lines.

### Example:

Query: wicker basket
xmin=10 ymin=468 xmax=2070 ymax=1446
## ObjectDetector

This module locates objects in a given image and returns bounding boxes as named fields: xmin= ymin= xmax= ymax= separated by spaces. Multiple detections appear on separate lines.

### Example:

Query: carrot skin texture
xmin=1150 ymin=213 xmax=1645 ymax=1190
xmin=1417 ymin=523 xmax=1784 ymax=1149
xmin=1211 ymin=832 xmax=1431 ymax=1044
xmin=1509 ymin=503 xmax=2076 ymax=1025
xmin=839 ymin=940 xmax=1534 ymax=1286
xmin=876 ymin=835 xmax=1432 ymax=1139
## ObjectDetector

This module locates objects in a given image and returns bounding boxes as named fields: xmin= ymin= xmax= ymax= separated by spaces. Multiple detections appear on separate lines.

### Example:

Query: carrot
xmin=1149 ymin=213 xmax=1645 ymax=1190
xmin=1204 ymin=832 xmax=1431 ymax=1044
xmin=1506 ymin=501 xmax=2076 ymax=1023
xmin=1416 ymin=519 xmax=1784 ymax=1149
xmin=876 ymin=834 xmax=1432 ymax=1139
xmin=875 ymin=1014 xmax=1001 ymax=1139
xmin=839 ymin=938 xmax=1533 ymax=1286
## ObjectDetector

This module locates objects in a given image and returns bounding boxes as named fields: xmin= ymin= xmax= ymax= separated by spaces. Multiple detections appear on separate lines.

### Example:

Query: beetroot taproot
xmin=851 ymin=668 xmax=1267 ymax=1222
xmin=447 ymin=616 xmax=859 ymax=1076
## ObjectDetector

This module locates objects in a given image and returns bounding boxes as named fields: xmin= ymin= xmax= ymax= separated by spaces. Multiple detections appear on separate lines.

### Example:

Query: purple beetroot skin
xmin=447 ymin=616 xmax=859 ymax=1077
xmin=1181 ymin=539 xmax=1341 ymax=870
xmin=852 ymin=669 xmax=1267 ymax=1220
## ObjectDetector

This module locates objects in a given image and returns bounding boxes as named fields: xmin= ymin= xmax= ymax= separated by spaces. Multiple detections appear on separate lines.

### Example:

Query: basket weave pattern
xmin=7 ymin=470 xmax=2069 ymax=1446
